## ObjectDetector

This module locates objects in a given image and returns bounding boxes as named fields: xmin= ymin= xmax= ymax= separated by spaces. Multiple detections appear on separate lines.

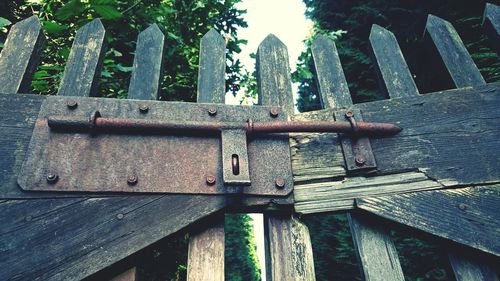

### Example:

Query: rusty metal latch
xmin=18 ymin=96 xmax=401 ymax=195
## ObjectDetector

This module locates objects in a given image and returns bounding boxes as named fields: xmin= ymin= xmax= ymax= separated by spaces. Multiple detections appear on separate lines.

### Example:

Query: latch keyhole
xmin=231 ymin=154 xmax=240 ymax=175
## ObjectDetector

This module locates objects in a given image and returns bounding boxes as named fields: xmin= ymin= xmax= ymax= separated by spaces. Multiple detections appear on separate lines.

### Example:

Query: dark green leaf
xmin=55 ymin=0 xmax=86 ymax=21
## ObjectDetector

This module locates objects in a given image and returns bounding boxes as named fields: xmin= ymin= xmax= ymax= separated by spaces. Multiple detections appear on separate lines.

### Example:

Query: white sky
xmin=225 ymin=0 xmax=312 ymax=106
xmin=226 ymin=1 xmax=312 ymax=279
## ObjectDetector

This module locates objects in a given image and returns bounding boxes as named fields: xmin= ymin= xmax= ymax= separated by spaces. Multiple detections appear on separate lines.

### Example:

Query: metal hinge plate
xmin=18 ymin=96 xmax=293 ymax=196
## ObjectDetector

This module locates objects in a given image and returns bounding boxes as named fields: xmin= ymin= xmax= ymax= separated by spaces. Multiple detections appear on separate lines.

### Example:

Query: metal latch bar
xmin=47 ymin=111 xmax=402 ymax=136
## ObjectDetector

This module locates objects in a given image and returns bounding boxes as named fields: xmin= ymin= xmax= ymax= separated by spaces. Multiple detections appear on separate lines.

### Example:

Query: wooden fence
xmin=0 ymin=2 xmax=499 ymax=281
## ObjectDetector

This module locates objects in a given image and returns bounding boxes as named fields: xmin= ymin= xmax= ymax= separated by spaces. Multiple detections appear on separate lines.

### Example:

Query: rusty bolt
xmin=208 ymin=106 xmax=217 ymax=116
xmin=355 ymin=155 xmax=366 ymax=166
xmin=269 ymin=107 xmax=280 ymax=118
xmin=139 ymin=104 xmax=149 ymax=113
xmin=345 ymin=111 xmax=354 ymax=118
xmin=116 ymin=213 xmax=124 ymax=220
xmin=275 ymin=178 xmax=285 ymax=189
xmin=66 ymin=100 xmax=78 ymax=109
xmin=206 ymin=175 xmax=216 ymax=185
xmin=127 ymin=174 xmax=138 ymax=185
xmin=46 ymin=173 xmax=58 ymax=184
xmin=458 ymin=203 xmax=467 ymax=211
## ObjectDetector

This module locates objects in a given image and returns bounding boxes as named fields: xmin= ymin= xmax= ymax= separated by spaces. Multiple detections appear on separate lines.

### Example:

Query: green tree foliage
xmin=225 ymin=214 xmax=261 ymax=281
xmin=294 ymin=0 xmax=499 ymax=112
xmin=0 ymin=0 xmax=248 ymax=100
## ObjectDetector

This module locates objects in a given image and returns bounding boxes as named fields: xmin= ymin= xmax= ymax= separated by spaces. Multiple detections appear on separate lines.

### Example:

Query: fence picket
xmin=424 ymin=15 xmax=485 ymax=88
xmin=187 ymin=28 xmax=226 ymax=281
xmin=109 ymin=267 xmax=137 ymax=281
xmin=57 ymin=19 xmax=107 ymax=97
xmin=369 ymin=24 xmax=419 ymax=98
xmin=448 ymin=252 xmax=499 ymax=281
xmin=310 ymin=34 xmax=404 ymax=281
xmin=257 ymin=34 xmax=316 ymax=281
xmin=0 ymin=16 xmax=45 ymax=93
xmin=127 ymin=24 xmax=165 ymax=100
xmin=483 ymin=3 xmax=500 ymax=53
xmin=311 ymin=35 xmax=352 ymax=108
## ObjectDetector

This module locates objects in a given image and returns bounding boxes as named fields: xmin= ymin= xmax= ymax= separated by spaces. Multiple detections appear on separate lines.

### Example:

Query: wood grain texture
xmin=369 ymin=24 xmax=419 ymax=98
xmin=295 ymin=170 xmax=442 ymax=214
xmin=257 ymin=33 xmax=315 ymax=280
xmin=127 ymin=24 xmax=165 ymax=100
xmin=256 ymin=34 xmax=294 ymax=115
xmin=348 ymin=212 xmax=405 ymax=281
xmin=196 ymin=29 xmax=226 ymax=104
xmin=0 ymin=16 xmax=45 ymax=94
xmin=483 ymin=3 xmax=500 ymax=53
xmin=448 ymin=252 xmax=499 ymax=281
xmin=264 ymin=215 xmax=316 ymax=281
xmin=109 ymin=267 xmax=136 ymax=281
xmin=356 ymin=185 xmax=500 ymax=256
xmin=187 ymin=222 xmax=225 ymax=281
xmin=311 ymin=35 xmax=352 ymax=108
xmin=0 ymin=194 xmax=225 ymax=281
xmin=187 ymin=28 xmax=226 ymax=281
xmin=57 ymin=19 xmax=107 ymax=97
xmin=424 ymin=15 xmax=486 ymax=88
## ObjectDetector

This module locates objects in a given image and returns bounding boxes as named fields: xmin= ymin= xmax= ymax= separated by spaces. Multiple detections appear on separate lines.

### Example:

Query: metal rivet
xmin=355 ymin=156 xmax=366 ymax=166
xmin=345 ymin=111 xmax=354 ymax=118
xmin=116 ymin=213 xmax=124 ymax=220
xmin=25 ymin=215 xmax=33 ymax=222
xmin=270 ymin=107 xmax=279 ymax=118
xmin=67 ymin=100 xmax=78 ymax=109
xmin=46 ymin=173 xmax=58 ymax=184
xmin=458 ymin=203 xmax=467 ymax=211
xmin=208 ymin=106 xmax=217 ymax=116
xmin=206 ymin=175 xmax=216 ymax=185
xmin=127 ymin=174 xmax=138 ymax=185
xmin=139 ymin=104 xmax=149 ymax=113
xmin=275 ymin=178 xmax=285 ymax=189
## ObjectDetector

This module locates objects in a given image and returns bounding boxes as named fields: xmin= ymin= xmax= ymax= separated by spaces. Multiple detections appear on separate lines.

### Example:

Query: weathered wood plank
xmin=256 ymin=34 xmax=294 ymax=115
xmin=0 ymin=194 xmax=225 ymax=281
xmin=109 ymin=267 xmax=136 ymax=281
xmin=348 ymin=212 xmax=405 ymax=281
xmin=264 ymin=214 xmax=316 ymax=281
xmin=311 ymin=35 xmax=352 ymax=108
xmin=187 ymin=28 xmax=226 ymax=281
xmin=356 ymin=185 xmax=500 ymax=256
xmin=0 ymin=16 xmax=45 ymax=94
xmin=424 ymin=15 xmax=486 ymax=88
xmin=127 ymin=24 xmax=165 ymax=100
xmin=483 ymin=3 xmax=500 ymax=53
xmin=57 ymin=19 xmax=107 ymax=97
xmin=295 ymin=170 xmax=442 ymax=214
xmin=196 ymin=29 xmax=226 ymax=104
xmin=187 ymin=222 xmax=225 ymax=281
xmin=369 ymin=24 xmax=419 ymax=98
xmin=448 ymin=252 xmax=499 ymax=281
xmin=257 ymin=33 xmax=315 ymax=281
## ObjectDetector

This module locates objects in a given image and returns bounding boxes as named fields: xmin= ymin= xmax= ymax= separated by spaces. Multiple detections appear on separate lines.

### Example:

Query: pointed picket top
xmin=311 ymin=34 xmax=352 ymax=108
xmin=57 ymin=18 xmax=107 ymax=97
xmin=425 ymin=14 xmax=485 ymax=88
xmin=369 ymin=24 xmax=419 ymax=98
xmin=483 ymin=3 xmax=500 ymax=53
xmin=197 ymin=28 xmax=226 ymax=103
xmin=127 ymin=23 xmax=166 ymax=100
xmin=256 ymin=33 xmax=294 ymax=115
xmin=0 ymin=15 xmax=46 ymax=93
